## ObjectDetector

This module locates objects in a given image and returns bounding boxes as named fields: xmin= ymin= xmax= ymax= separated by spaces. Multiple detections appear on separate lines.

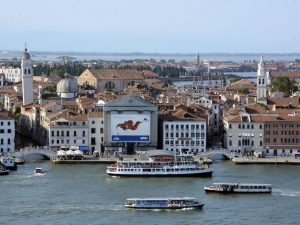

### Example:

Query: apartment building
xmin=158 ymin=110 xmax=207 ymax=154
xmin=0 ymin=106 xmax=15 ymax=153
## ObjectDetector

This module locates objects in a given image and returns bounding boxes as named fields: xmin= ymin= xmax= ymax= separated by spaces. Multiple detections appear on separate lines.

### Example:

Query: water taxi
xmin=125 ymin=197 xmax=204 ymax=209
xmin=35 ymin=167 xmax=42 ymax=173
xmin=107 ymin=150 xmax=213 ymax=177
xmin=204 ymin=183 xmax=272 ymax=193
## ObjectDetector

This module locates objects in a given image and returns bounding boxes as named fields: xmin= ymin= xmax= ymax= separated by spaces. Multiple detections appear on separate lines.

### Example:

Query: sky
xmin=1 ymin=0 xmax=300 ymax=53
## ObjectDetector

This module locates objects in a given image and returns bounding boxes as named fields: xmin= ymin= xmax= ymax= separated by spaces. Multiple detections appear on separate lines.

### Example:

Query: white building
xmin=21 ymin=48 xmax=33 ymax=105
xmin=0 ymin=106 xmax=15 ymax=153
xmin=0 ymin=66 xmax=21 ymax=83
xmin=158 ymin=110 xmax=207 ymax=154
xmin=48 ymin=112 xmax=89 ymax=152
xmin=88 ymin=111 xmax=104 ymax=153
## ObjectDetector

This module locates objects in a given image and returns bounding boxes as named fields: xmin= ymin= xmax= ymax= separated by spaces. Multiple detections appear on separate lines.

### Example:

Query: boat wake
xmin=272 ymin=189 xmax=300 ymax=197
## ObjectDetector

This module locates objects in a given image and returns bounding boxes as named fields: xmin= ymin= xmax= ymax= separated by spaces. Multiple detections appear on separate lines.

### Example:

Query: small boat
xmin=125 ymin=197 xmax=204 ymax=209
xmin=107 ymin=150 xmax=213 ymax=177
xmin=0 ymin=164 xmax=9 ymax=175
xmin=35 ymin=167 xmax=42 ymax=173
xmin=204 ymin=183 xmax=272 ymax=193
xmin=0 ymin=156 xmax=17 ymax=170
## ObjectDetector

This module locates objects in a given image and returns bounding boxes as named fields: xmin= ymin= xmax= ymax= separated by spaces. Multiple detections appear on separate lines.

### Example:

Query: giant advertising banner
xmin=111 ymin=114 xmax=150 ymax=142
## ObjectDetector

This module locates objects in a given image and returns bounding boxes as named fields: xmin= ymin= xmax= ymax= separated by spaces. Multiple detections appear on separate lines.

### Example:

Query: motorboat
xmin=0 ymin=164 xmax=9 ymax=175
xmin=204 ymin=183 xmax=272 ymax=193
xmin=107 ymin=150 xmax=213 ymax=177
xmin=125 ymin=197 xmax=204 ymax=209
xmin=0 ymin=156 xmax=17 ymax=170
xmin=35 ymin=167 xmax=42 ymax=173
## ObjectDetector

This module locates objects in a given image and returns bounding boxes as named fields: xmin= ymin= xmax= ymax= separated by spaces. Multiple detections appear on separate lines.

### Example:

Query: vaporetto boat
xmin=106 ymin=150 xmax=213 ymax=177
xmin=125 ymin=197 xmax=204 ymax=209
xmin=204 ymin=183 xmax=272 ymax=193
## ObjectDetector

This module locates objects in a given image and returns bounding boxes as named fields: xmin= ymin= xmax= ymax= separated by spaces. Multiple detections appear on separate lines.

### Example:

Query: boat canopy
xmin=146 ymin=150 xmax=174 ymax=158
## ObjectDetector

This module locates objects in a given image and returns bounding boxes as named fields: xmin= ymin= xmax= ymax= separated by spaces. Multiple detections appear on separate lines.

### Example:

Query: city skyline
xmin=1 ymin=0 xmax=300 ymax=53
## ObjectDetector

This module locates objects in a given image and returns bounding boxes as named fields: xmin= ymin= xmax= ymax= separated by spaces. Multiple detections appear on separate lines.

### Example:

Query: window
xmin=185 ymin=133 xmax=189 ymax=137
xmin=100 ymin=128 xmax=103 ymax=133
xmin=51 ymin=131 xmax=54 ymax=136
xmin=273 ymin=131 xmax=278 ymax=135
xmin=61 ymin=131 xmax=64 ymax=136
xmin=74 ymin=131 xmax=77 ymax=136
xmin=57 ymin=131 xmax=59 ymax=136
xmin=166 ymin=133 xmax=169 ymax=138
xmin=289 ymin=138 xmax=294 ymax=143
xmin=247 ymin=124 xmax=250 ymax=129
xmin=8 ymin=129 xmax=11 ymax=133
xmin=57 ymin=140 xmax=59 ymax=144
xmin=273 ymin=138 xmax=277 ymax=143
xmin=260 ymin=140 xmax=262 ymax=146
xmin=165 ymin=125 xmax=169 ymax=129
xmin=83 ymin=140 xmax=85 ymax=144
xmin=265 ymin=138 xmax=270 ymax=143
xmin=92 ymin=121 xmax=95 ymax=124
xmin=61 ymin=140 xmax=64 ymax=144
xmin=8 ymin=122 xmax=10 ymax=126
xmin=91 ymin=137 xmax=96 ymax=145
xmin=282 ymin=124 xmax=286 ymax=128
xmin=201 ymin=125 xmax=204 ymax=129
xmin=186 ymin=125 xmax=189 ymax=129
xmin=251 ymin=140 xmax=254 ymax=146
xmin=265 ymin=131 xmax=270 ymax=135
xmin=51 ymin=140 xmax=54 ymax=144
xmin=171 ymin=125 xmax=174 ymax=129
xmin=229 ymin=140 xmax=232 ymax=146
xmin=67 ymin=131 xmax=69 ymax=136
xmin=289 ymin=131 xmax=294 ymax=135
xmin=238 ymin=140 xmax=241 ymax=146
xmin=274 ymin=124 xmax=278 ymax=128
xmin=289 ymin=124 xmax=294 ymax=128
xmin=281 ymin=131 xmax=286 ymax=135
xmin=74 ymin=140 xmax=76 ymax=144
xmin=82 ymin=131 xmax=86 ymax=136
xmin=83 ymin=122 xmax=85 ymax=125
xmin=259 ymin=125 xmax=262 ymax=129
xmin=91 ymin=128 xmax=96 ymax=133
xmin=238 ymin=124 xmax=241 ymax=129
xmin=229 ymin=124 xmax=232 ymax=129
xmin=251 ymin=125 xmax=254 ymax=129
xmin=66 ymin=140 xmax=69 ymax=144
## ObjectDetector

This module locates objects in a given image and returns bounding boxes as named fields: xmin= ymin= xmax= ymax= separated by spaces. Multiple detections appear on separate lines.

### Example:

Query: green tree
xmin=160 ymin=59 xmax=166 ymax=63
xmin=163 ymin=78 xmax=173 ymax=87
xmin=237 ymin=88 xmax=250 ymax=95
xmin=44 ymin=85 xmax=57 ymax=93
xmin=51 ymin=69 xmax=64 ymax=78
xmin=271 ymin=76 xmax=298 ymax=96
xmin=295 ymin=59 xmax=300 ymax=63
xmin=179 ymin=60 xmax=188 ymax=65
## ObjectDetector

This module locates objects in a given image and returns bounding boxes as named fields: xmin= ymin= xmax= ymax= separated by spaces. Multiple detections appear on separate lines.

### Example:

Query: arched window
xmin=229 ymin=140 xmax=232 ymax=146
xmin=24 ymin=69 xmax=27 ymax=74
xmin=104 ymin=81 xmax=115 ymax=90
xmin=260 ymin=140 xmax=262 ymax=146
xmin=238 ymin=140 xmax=241 ymax=146
xmin=262 ymin=79 xmax=264 ymax=84
xmin=251 ymin=140 xmax=254 ymax=146
xmin=28 ymin=69 xmax=30 ymax=74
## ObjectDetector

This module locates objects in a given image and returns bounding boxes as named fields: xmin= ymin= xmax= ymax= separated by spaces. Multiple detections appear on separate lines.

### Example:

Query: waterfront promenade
xmin=5 ymin=147 xmax=300 ymax=165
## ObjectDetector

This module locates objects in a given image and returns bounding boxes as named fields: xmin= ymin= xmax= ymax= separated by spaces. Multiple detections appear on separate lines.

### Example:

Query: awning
xmin=79 ymin=146 xmax=89 ymax=151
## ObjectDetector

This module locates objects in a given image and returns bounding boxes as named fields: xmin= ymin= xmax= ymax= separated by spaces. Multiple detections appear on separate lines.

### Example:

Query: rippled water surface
xmin=1 ymin=160 xmax=299 ymax=225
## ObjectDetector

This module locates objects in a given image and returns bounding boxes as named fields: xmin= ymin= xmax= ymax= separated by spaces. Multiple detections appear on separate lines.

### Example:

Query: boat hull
xmin=0 ymin=170 xmax=9 ymax=175
xmin=125 ymin=204 xmax=204 ymax=209
xmin=204 ymin=188 xmax=271 ymax=194
xmin=108 ymin=171 xmax=212 ymax=177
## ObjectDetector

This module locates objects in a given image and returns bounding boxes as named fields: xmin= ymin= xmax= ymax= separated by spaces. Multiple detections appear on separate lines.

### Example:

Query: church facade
xmin=103 ymin=92 xmax=158 ymax=154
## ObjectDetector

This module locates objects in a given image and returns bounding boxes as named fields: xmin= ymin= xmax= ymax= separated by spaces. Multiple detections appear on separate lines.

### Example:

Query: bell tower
xmin=21 ymin=44 xmax=33 ymax=105
xmin=257 ymin=55 xmax=267 ymax=100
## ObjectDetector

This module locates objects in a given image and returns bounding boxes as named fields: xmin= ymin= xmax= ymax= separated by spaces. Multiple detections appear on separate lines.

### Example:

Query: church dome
xmin=22 ymin=48 xmax=30 ymax=60
xmin=57 ymin=73 xmax=78 ymax=98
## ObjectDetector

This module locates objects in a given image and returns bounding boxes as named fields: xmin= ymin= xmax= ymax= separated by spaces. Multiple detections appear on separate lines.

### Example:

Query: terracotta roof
xmin=89 ymin=111 xmax=104 ymax=117
xmin=158 ymin=109 xmax=205 ymax=121
xmin=270 ymin=71 xmax=300 ymax=78
xmin=88 ymin=69 xmax=144 ymax=80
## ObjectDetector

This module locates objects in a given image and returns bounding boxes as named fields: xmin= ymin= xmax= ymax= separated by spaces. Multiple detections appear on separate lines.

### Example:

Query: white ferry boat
xmin=106 ymin=150 xmax=213 ymax=177
xmin=0 ymin=156 xmax=17 ymax=170
xmin=125 ymin=197 xmax=204 ymax=209
xmin=204 ymin=183 xmax=272 ymax=193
